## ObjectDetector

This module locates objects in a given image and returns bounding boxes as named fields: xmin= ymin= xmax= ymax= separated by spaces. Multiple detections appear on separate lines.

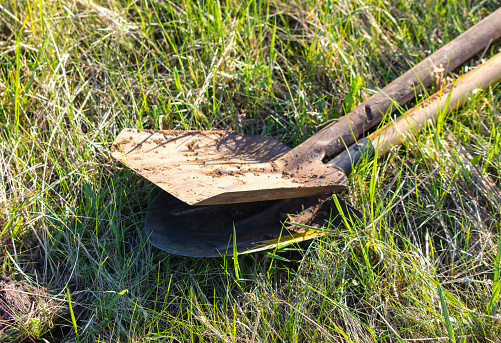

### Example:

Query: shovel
xmin=112 ymin=9 xmax=501 ymax=207
xmin=111 ymin=11 xmax=501 ymax=256
xmin=145 ymin=52 xmax=501 ymax=257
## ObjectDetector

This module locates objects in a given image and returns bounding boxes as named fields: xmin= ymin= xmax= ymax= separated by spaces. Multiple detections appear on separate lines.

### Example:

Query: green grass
xmin=1 ymin=0 xmax=501 ymax=341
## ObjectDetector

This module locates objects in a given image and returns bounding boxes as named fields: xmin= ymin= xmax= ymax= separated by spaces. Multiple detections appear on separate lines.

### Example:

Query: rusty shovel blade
xmin=111 ymin=129 xmax=348 ymax=206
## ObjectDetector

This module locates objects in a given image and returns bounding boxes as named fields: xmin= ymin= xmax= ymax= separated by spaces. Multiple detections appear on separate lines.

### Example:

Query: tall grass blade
xmin=107 ymin=289 xmax=128 ymax=321
xmin=486 ymin=236 xmax=501 ymax=316
xmin=232 ymin=225 xmax=241 ymax=283
xmin=437 ymin=280 xmax=456 ymax=343
xmin=66 ymin=289 xmax=79 ymax=343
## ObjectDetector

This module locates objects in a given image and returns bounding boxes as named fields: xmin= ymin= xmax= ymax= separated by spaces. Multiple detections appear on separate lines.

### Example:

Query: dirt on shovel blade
xmin=111 ymin=129 xmax=348 ymax=206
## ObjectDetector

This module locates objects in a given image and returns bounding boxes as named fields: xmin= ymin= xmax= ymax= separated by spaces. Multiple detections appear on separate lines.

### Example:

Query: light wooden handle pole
xmin=370 ymin=52 xmax=501 ymax=154
xmin=329 ymin=52 xmax=501 ymax=176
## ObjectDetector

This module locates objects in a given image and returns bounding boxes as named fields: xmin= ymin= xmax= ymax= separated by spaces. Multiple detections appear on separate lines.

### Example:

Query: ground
xmin=0 ymin=0 xmax=500 ymax=342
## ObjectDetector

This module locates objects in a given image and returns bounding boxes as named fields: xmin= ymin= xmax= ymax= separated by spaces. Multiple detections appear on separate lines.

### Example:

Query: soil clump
xmin=0 ymin=276 xmax=66 ymax=342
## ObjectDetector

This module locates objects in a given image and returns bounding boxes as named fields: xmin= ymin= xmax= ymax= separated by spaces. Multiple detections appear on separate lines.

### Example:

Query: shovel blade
xmin=145 ymin=191 xmax=360 ymax=257
xmin=111 ymin=129 xmax=348 ymax=205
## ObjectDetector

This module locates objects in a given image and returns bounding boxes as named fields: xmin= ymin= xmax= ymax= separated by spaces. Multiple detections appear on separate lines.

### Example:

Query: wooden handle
xmin=370 ymin=52 xmax=501 ymax=155
xmin=323 ymin=7 xmax=501 ymax=157
xmin=287 ymin=8 xmax=501 ymax=170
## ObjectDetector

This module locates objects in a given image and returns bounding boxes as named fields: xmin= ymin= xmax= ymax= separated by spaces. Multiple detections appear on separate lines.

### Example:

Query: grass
xmin=1 ymin=0 xmax=501 ymax=341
